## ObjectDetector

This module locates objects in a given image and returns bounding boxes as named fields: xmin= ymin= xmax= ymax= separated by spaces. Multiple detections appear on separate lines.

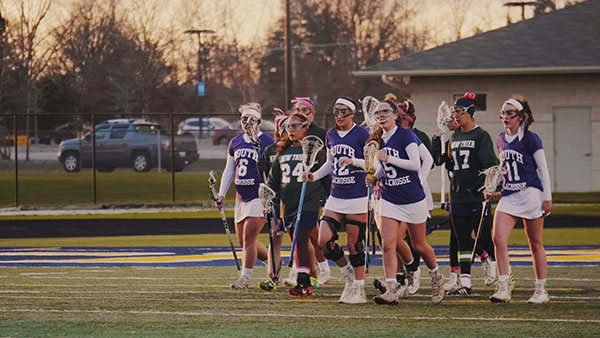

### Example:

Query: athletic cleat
xmin=528 ymin=284 xmax=549 ymax=304
xmin=374 ymin=281 xmax=399 ymax=305
xmin=283 ymin=268 xmax=298 ymax=288
xmin=288 ymin=285 xmax=313 ymax=298
xmin=258 ymin=277 xmax=278 ymax=291
xmin=443 ymin=272 xmax=461 ymax=292
xmin=310 ymin=276 xmax=319 ymax=289
xmin=230 ymin=275 xmax=250 ymax=289
xmin=395 ymin=284 xmax=409 ymax=299
xmin=407 ymin=269 xmax=421 ymax=295
xmin=430 ymin=270 xmax=445 ymax=305
xmin=317 ymin=269 xmax=332 ymax=285
xmin=482 ymin=257 xmax=498 ymax=286
xmin=341 ymin=286 xmax=367 ymax=304
xmin=447 ymin=286 xmax=473 ymax=296
xmin=373 ymin=278 xmax=387 ymax=294
xmin=490 ymin=278 xmax=511 ymax=303
xmin=338 ymin=275 xmax=355 ymax=303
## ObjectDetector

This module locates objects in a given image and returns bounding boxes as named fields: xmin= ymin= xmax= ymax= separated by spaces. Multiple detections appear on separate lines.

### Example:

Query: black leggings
xmin=451 ymin=204 xmax=495 ymax=275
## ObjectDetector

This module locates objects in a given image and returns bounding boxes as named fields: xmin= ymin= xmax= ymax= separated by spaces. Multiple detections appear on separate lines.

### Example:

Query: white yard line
xmin=0 ymin=308 xmax=598 ymax=323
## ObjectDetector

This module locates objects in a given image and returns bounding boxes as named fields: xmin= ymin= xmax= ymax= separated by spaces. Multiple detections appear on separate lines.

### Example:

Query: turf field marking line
xmin=20 ymin=272 xmax=68 ymax=276
xmin=1 ymin=309 xmax=599 ymax=323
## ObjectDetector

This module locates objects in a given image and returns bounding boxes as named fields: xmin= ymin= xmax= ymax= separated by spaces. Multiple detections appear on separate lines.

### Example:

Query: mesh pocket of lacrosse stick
xmin=437 ymin=101 xmax=454 ymax=135
xmin=478 ymin=165 xmax=507 ymax=195
xmin=259 ymin=183 xmax=277 ymax=216
xmin=363 ymin=140 xmax=380 ymax=177
xmin=300 ymin=135 xmax=324 ymax=171
xmin=362 ymin=96 xmax=380 ymax=132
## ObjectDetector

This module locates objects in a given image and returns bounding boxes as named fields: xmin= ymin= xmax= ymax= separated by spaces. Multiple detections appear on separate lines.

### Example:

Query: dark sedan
xmin=211 ymin=120 xmax=276 ymax=145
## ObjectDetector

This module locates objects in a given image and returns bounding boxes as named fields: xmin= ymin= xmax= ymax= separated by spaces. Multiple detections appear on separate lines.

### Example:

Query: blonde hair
xmin=238 ymin=102 xmax=262 ymax=113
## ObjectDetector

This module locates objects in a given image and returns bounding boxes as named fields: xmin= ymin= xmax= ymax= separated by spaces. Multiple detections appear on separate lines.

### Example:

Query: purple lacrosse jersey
xmin=228 ymin=133 xmax=275 ymax=202
xmin=379 ymin=127 xmax=425 ymax=205
xmin=496 ymin=131 xmax=544 ymax=197
xmin=326 ymin=125 xmax=370 ymax=199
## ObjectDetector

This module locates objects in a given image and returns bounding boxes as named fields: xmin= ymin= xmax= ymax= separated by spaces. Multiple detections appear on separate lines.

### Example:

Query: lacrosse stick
xmin=288 ymin=135 xmax=324 ymax=267
xmin=208 ymin=171 xmax=241 ymax=271
xmin=471 ymin=164 xmax=507 ymax=262
xmin=363 ymin=140 xmax=380 ymax=275
xmin=260 ymin=183 xmax=280 ymax=278
xmin=361 ymin=96 xmax=380 ymax=133
xmin=437 ymin=101 xmax=453 ymax=210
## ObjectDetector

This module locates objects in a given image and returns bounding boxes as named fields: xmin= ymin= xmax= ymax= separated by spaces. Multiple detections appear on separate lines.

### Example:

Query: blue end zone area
xmin=0 ymin=245 xmax=598 ymax=268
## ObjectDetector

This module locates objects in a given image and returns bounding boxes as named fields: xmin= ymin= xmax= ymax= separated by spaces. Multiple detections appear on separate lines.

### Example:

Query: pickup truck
xmin=58 ymin=119 xmax=199 ymax=173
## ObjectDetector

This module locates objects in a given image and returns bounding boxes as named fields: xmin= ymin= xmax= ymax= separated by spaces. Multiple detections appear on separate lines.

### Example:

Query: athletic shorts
xmin=377 ymin=198 xmax=429 ymax=224
xmin=497 ymin=187 xmax=544 ymax=220
xmin=324 ymin=195 xmax=368 ymax=214
xmin=283 ymin=210 xmax=319 ymax=230
xmin=234 ymin=198 xmax=264 ymax=223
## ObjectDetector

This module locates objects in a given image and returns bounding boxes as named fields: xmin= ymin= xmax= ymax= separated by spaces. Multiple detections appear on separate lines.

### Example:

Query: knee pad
xmin=349 ymin=251 xmax=365 ymax=267
xmin=324 ymin=242 xmax=345 ymax=261
xmin=320 ymin=216 xmax=342 ymax=241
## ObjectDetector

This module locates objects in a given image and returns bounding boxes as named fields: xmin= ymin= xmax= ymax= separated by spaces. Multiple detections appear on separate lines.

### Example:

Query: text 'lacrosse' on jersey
xmin=228 ymin=133 xmax=275 ymax=202
xmin=326 ymin=125 xmax=370 ymax=199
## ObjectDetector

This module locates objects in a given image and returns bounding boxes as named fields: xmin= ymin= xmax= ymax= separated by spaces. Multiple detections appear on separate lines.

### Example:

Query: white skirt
xmin=377 ymin=198 xmax=429 ymax=224
xmin=496 ymin=187 xmax=544 ymax=220
xmin=234 ymin=198 xmax=264 ymax=223
xmin=325 ymin=195 xmax=368 ymax=214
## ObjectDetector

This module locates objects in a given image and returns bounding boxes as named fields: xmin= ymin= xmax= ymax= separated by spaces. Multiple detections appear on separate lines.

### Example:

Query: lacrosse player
xmin=367 ymin=100 xmax=444 ymax=305
xmin=286 ymin=97 xmax=332 ymax=287
xmin=216 ymin=103 xmax=275 ymax=289
xmin=268 ymin=113 xmax=328 ymax=297
xmin=487 ymin=95 xmax=552 ymax=304
xmin=446 ymin=93 xmax=499 ymax=296
xmin=256 ymin=114 xmax=289 ymax=291
xmin=303 ymin=97 xmax=371 ymax=304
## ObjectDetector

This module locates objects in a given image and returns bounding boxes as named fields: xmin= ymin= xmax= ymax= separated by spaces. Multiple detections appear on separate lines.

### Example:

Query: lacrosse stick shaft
xmin=219 ymin=208 xmax=241 ymax=271
xmin=261 ymin=173 xmax=279 ymax=279
xmin=470 ymin=200 xmax=488 ymax=263
xmin=440 ymin=134 xmax=447 ymax=209
xmin=288 ymin=181 xmax=307 ymax=267
xmin=365 ymin=185 xmax=372 ymax=275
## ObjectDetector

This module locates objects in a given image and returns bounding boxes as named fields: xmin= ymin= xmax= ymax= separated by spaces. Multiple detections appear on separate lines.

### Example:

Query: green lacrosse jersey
xmin=307 ymin=123 xmax=326 ymax=143
xmin=449 ymin=126 xmax=499 ymax=204
xmin=268 ymin=144 xmax=327 ymax=218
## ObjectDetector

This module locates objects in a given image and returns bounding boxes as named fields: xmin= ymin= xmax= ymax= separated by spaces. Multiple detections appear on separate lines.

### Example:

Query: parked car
xmin=177 ymin=117 xmax=229 ymax=138
xmin=211 ymin=120 xmax=276 ymax=145
xmin=58 ymin=119 xmax=198 ymax=173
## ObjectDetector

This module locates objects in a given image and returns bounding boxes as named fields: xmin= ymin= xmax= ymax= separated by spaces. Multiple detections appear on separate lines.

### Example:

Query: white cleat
xmin=283 ymin=268 xmax=297 ymax=288
xmin=230 ymin=275 xmax=250 ymax=289
xmin=341 ymin=286 xmax=367 ymax=304
xmin=430 ymin=270 xmax=445 ymax=305
xmin=482 ymin=257 xmax=498 ymax=286
xmin=528 ymin=284 xmax=550 ymax=304
xmin=395 ymin=284 xmax=409 ymax=299
xmin=317 ymin=269 xmax=332 ymax=285
xmin=338 ymin=277 xmax=354 ymax=303
xmin=490 ymin=278 xmax=511 ymax=303
xmin=443 ymin=272 xmax=461 ymax=292
xmin=407 ymin=269 xmax=421 ymax=295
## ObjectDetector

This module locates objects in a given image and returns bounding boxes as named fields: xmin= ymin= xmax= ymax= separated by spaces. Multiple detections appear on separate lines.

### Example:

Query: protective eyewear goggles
xmin=286 ymin=121 xmax=308 ymax=131
xmin=332 ymin=107 xmax=353 ymax=118
xmin=499 ymin=109 xmax=519 ymax=120
xmin=374 ymin=108 xmax=395 ymax=118
xmin=451 ymin=106 xmax=471 ymax=115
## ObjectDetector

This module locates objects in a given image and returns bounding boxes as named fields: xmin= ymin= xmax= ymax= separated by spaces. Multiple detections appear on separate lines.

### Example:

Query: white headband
xmin=335 ymin=98 xmax=356 ymax=111
xmin=504 ymin=99 xmax=524 ymax=112
xmin=241 ymin=108 xmax=261 ymax=119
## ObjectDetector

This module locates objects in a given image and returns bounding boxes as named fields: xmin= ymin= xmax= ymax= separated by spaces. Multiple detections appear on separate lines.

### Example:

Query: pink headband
xmin=291 ymin=97 xmax=314 ymax=110
xmin=400 ymin=113 xmax=414 ymax=123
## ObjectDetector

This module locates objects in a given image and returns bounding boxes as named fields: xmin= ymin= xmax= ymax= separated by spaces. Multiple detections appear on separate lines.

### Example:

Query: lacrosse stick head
xmin=300 ymin=135 xmax=324 ymax=172
xmin=362 ymin=96 xmax=380 ymax=132
xmin=259 ymin=183 xmax=276 ymax=216
xmin=437 ymin=101 xmax=454 ymax=135
xmin=479 ymin=165 xmax=507 ymax=195
xmin=363 ymin=140 xmax=380 ymax=178
xmin=208 ymin=171 xmax=219 ymax=201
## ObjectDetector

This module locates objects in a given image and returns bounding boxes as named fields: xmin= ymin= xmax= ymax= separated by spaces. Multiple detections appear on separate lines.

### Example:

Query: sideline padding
xmin=0 ymin=245 xmax=598 ymax=267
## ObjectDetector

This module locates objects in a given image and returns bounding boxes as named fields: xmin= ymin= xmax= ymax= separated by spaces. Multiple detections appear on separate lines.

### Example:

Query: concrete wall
xmin=405 ymin=73 xmax=600 ymax=193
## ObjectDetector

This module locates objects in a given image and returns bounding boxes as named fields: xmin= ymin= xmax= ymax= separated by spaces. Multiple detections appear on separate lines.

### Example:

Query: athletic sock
xmin=396 ymin=272 xmax=406 ymax=285
xmin=318 ymin=260 xmax=331 ymax=272
xmin=385 ymin=278 xmax=396 ymax=284
xmin=340 ymin=262 xmax=353 ymax=276
xmin=536 ymin=278 xmax=546 ymax=289
xmin=460 ymin=274 xmax=472 ymax=288
xmin=428 ymin=265 xmax=439 ymax=274
xmin=498 ymin=274 xmax=509 ymax=282
xmin=450 ymin=266 xmax=460 ymax=274
xmin=241 ymin=267 xmax=253 ymax=279
xmin=353 ymin=279 xmax=365 ymax=287
xmin=480 ymin=251 xmax=489 ymax=261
